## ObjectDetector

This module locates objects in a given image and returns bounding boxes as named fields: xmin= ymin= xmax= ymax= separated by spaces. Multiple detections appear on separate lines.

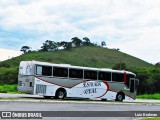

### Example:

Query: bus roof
xmin=20 ymin=60 xmax=135 ymax=75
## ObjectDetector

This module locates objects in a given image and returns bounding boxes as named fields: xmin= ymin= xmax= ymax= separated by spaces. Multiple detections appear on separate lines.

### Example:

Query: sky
xmin=0 ymin=0 xmax=160 ymax=64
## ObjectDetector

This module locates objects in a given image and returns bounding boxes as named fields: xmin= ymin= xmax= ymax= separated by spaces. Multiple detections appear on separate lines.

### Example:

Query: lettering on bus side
xmin=83 ymin=82 xmax=101 ymax=87
xmin=83 ymin=88 xmax=97 ymax=94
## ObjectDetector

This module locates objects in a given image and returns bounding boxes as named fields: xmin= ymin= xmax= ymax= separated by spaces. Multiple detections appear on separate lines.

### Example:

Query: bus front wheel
xmin=55 ymin=89 xmax=66 ymax=99
xmin=115 ymin=92 xmax=124 ymax=102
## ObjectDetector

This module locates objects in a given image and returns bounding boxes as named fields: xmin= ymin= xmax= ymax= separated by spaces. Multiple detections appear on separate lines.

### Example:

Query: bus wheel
xmin=115 ymin=92 xmax=124 ymax=102
xmin=55 ymin=89 xmax=66 ymax=99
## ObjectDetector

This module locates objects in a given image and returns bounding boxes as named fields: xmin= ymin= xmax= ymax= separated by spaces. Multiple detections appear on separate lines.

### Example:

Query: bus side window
xmin=53 ymin=67 xmax=68 ymax=77
xmin=36 ymin=66 xmax=52 ymax=76
xmin=112 ymin=73 xmax=124 ymax=82
xmin=69 ymin=69 xmax=83 ymax=79
xmin=84 ymin=70 xmax=97 ymax=80
xmin=98 ymin=72 xmax=111 ymax=81
xmin=42 ymin=66 xmax=52 ymax=76
xmin=36 ymin=66 xmax=42 ymax=75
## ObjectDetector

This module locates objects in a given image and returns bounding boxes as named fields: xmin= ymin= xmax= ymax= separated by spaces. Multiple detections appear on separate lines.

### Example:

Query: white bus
xmin=18 ymin=61 xmax=139 ymax=101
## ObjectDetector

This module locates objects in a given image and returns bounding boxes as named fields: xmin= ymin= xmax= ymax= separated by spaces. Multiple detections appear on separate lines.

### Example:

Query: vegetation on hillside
xmin=2 ymin=46 xmax=153 ymax=68
xmin=0 ymin=37 xmax=159 ymax=95
xmin=20 ymin=37 xmax=97 ymax=53
xmin=131 ymin=68 xmax=160 ymax=94
xmin=0 ymin=67 xmax=18 ymax=85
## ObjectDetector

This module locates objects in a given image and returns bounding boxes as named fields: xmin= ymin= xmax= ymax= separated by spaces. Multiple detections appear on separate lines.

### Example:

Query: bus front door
xmin=130 ymin=79 xmax=139 ymax=93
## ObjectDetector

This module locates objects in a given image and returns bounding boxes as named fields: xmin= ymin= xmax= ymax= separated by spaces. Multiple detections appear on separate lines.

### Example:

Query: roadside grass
xmin=137 ymin=94 xmax=160 ymax=100
xmin=0 ymin=84 xmax=18 ymax=93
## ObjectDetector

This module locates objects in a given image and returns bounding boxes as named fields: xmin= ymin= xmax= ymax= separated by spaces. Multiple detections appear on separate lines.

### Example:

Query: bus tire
xmin=55 ymin=88 xmax=66 ymax=99
xmin=115 ymin=92 xmax=124 ymax=102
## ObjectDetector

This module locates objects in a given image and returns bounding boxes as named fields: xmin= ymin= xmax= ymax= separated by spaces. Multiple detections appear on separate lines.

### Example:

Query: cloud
xmin=0 ymin=48 xmax=21 ymax=61
xmin=0 ymin=0 xmax=160 ymax=63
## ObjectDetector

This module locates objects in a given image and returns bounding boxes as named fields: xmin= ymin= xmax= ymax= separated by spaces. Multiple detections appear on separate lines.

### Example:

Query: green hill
xmin=1 ymin=46 xmax=153 ymax=69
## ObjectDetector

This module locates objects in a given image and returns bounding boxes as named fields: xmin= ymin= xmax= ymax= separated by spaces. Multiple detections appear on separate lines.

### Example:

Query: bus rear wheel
xmin=115 ymin=92 xmax=124 ymax=102
xmin=55 ymin=89 xmax=66 ymax=99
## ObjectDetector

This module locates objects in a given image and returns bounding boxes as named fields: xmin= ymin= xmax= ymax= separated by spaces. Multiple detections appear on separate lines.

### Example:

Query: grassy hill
xmin=1 ymin=46 xmax=153 ymax=69
xmin=1 ymin=46 xmax=158 ymax=94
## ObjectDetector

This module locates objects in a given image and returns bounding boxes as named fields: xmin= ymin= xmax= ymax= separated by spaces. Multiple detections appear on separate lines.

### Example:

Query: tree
xmin=131 ymin=68 xmax=160 ymax=94
xmin=112 ymin=63 xmax=127 ymax=70
xmin=155 ymin=62 xmax=160 ymax=68
xmin=83 ymin=37 xmax=91 ymax=46
xmin=60 ymin=41 xmax=72 ymax=50
xmin=71 ymin=37 xmax=82 ymax=47
xmin=40 ymin=40 xmax=58 ymax=51
xmin=20 ymin=46 xmax=31 ymax=54
xmin=101 ymin=41 xmax=106 ymax=47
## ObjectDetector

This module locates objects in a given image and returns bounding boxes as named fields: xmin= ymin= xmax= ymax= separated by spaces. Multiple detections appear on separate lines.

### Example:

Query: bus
xmin=18 ymin=61 xmax=139 ymax=101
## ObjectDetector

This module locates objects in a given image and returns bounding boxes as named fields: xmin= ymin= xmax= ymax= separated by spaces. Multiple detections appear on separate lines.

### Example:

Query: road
xmin=0 ymin=93 xmax=160 ymax=120
xmin=0 ymin=93 xmax=160 ymax=104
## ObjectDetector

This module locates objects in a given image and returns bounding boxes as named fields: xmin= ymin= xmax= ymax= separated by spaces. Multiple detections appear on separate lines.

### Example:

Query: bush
xmin=131 ymin=68 xmax=160 ymax=94
xmin=0 ymin=63 xmax=10 ymax=68
xmin=0 ymin=84 xmax=17 ymax=93
xmin=0 ymin=67 xmax=18 ymax=85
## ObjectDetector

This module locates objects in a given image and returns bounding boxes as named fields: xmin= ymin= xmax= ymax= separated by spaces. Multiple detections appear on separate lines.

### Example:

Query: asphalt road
xmin=0 ymin=93 xmax=160 ymax=103
xmin=0 ymin=100 xmax=159 ymax=120
xmin=0 ymin=93 xmax=160 ymax=120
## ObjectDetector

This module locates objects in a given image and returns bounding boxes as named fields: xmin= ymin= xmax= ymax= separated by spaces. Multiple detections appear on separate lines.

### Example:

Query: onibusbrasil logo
xmin=1 ymin=111 xmax=43 ymax=119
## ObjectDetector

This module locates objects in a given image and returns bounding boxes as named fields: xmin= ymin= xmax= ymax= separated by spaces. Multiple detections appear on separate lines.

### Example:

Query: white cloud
xmin=108 ymin=26 xmax=160 ymax=64
xmin=0 ymin=48 xmax=21 ymax=61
